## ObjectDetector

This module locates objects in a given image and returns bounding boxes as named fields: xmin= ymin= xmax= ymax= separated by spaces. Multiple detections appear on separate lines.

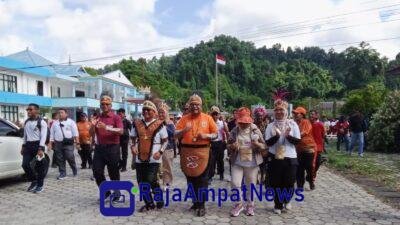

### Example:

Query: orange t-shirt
xmin=176 ymin=112 xmax=218 ymax=145
xmin=296 ymin=119 xmax=316 ymax=152
xmin=77 ymin=121 xmax=92 ymax=144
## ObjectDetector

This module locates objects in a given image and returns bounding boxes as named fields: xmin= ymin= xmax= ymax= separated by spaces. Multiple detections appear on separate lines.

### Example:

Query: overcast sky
xmin=0 ymin=0 xmax=399 ymax=67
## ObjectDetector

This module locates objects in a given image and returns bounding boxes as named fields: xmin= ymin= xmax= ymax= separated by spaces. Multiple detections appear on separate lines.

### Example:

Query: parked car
xmin=0 ymin=118 xmax=24 ymax=179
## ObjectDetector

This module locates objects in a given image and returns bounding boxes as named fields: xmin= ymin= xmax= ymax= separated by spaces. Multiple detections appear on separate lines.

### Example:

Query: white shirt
xmin=130 ymin=119 xmax=168 ymax=163
xmin=23 ymin=119 xmax=48 ymax=147
xmin=265 ymin=119 xmax=300 ymax=159
xmin=50 ymin=118 xmax=79 ymax=142
xmin=212 ymin=120 xmax=225 ymax=142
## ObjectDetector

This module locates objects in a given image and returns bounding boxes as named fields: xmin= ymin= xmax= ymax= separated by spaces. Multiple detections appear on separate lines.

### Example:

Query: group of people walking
xmin=21 ymin=93 xmax=333 ymax=217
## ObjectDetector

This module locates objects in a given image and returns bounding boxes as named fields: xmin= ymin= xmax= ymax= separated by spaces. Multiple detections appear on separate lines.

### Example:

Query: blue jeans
xmin=337 ymin=134 xmax=350 ymax=151
xmin=349 ymin=132 xmax=364 ymax=155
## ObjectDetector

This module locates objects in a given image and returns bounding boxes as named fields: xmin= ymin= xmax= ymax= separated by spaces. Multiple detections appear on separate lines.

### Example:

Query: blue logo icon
xmin=99 ymin=181 xmax=136 ymax=216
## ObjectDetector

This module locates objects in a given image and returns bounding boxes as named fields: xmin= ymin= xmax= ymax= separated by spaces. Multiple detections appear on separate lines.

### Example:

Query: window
xmin=75 ymin=90 xmax=85 ymax=97
xmin=57 ymin=87 xmax=61 ymax=97
xmin=37 ymin=81 xmax=43 ymax=96
xmin=0 ymin=120 xmax=17 ymax=136
xmin=0 ymin=74 xmax=17 ymax=92
xmin=1 ymin=105 xmax=19 ymax=122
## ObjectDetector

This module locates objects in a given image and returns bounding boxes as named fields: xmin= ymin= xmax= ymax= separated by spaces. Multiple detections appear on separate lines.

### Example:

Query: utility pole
xmin=215 ymin=54 xmax=218 ymax=106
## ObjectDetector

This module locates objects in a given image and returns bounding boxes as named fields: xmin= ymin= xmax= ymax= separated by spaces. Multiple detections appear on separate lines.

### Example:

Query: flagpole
xmin=215 ymin=54 xmax=218 ymax=106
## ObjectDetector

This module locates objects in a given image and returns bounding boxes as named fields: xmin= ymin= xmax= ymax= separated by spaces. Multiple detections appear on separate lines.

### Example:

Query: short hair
xmin=28 ymin=103 xmax=39 ymax=109
xmin=117 ymin=108 xmax=125 ymax=113
xmin=51 ymin=112 xmax=58 ymax=119
xmin=58 ymin=108 xmax=67 ymax=113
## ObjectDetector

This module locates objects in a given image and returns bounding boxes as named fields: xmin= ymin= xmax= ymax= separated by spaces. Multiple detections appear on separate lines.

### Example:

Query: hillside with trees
xmin=94 ymin=35 xmax=399 ymax=112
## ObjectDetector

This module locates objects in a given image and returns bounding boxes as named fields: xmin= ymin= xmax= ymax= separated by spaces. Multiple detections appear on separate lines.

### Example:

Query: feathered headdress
xmin=273 ymin=88 xmax=289 ymax=110
xmin=272 ymin=88 xmax=290 ymax=101
xmin=253 ymin=105 xmax=267 ymax=118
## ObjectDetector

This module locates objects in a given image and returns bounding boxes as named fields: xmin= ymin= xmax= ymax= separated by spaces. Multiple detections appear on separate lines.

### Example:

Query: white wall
xmin=49 ymin=79 xmax=75 ymax=98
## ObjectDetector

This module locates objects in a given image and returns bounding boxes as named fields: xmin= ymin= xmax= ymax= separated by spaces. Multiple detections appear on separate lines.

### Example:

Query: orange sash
xmin=134 ymin=119 xmax=164 ymax=162
xmin=180 ymin=145 xmax=210 ymax=177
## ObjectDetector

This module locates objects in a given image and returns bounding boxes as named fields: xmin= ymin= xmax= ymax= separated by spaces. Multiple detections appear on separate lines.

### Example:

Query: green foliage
xmin=84 ymin=67 xmax=98 ymax=76
xmin=368 ymin=91 xmax=400 ymax=153
xmin=85 ymin=35 xmax=398 ymax=111
xmin=340 ymin=82 xmax=388 ymax=117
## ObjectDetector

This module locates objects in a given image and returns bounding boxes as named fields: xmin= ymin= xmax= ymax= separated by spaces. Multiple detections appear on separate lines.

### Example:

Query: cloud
xmin=0 ymin=0 xmax=180 ymax=66
xmin=0 ymin=0 xmax=398 ymax=67
xmin=193 ymin=0 xmax=400 ymax=58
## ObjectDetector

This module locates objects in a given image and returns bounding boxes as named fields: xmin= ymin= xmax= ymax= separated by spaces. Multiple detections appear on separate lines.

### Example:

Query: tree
xmin=340 ymin=82 xmax=388 ymax=118
xmin=368 ymin=91 xmax=400 ymax=152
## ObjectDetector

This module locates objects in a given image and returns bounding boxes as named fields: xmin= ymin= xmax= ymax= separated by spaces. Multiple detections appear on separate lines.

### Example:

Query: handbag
xmin=60 ymin=123 xmax=74 ymax=145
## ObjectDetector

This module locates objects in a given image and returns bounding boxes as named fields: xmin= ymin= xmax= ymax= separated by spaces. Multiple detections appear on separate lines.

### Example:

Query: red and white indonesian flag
xmin=216 ymin=54 xmax=226 ymax=65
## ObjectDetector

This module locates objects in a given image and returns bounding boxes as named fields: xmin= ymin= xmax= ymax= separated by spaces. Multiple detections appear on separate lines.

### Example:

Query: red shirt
xmin=312 ymin=121 xmax=325 ymax=153
xmin=95 ymin=111 xmax=123 ymax=145
xmin=335 ymin=121 xmax=349 ymax=135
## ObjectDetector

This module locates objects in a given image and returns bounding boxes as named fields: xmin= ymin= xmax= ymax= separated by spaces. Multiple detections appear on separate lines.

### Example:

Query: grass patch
xmin=325 ymin=147 xmax=399 ymax=191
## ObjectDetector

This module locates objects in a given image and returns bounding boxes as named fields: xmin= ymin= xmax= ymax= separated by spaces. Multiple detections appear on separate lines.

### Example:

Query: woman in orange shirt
xmin=292 ymin=107 xmax=316 ymax=190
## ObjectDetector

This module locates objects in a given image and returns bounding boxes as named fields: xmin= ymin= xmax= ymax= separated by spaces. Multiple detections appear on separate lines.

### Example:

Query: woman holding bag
xmin=227 ymin=107 xmax=266 ymax=217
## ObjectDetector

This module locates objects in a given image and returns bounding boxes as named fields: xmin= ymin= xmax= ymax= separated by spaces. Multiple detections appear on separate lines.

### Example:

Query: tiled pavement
xmin=0 ymin=151 xmax=399 ymax=225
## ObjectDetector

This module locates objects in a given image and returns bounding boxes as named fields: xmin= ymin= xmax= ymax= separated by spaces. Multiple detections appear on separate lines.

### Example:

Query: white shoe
xmin=285 ymin=203 xmax=292 ymax=210
xmin=273 ymin=209 xmax=281 ymax=215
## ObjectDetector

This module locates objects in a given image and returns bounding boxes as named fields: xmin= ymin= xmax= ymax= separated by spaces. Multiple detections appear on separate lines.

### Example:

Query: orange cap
xmin=236 ymin=107 xmax=253 ymax=124
xmin=292 ymin=106 xmax=307 ymax=115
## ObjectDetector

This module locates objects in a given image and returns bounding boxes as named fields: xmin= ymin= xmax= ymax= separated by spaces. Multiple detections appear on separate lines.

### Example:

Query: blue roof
xmin=0 ymin=56 xmax=54 ymax=77
xmin=6 ymin=49 xmax=90 ymax=78
xmin=51 ymin=65 xmax=90 ymax=77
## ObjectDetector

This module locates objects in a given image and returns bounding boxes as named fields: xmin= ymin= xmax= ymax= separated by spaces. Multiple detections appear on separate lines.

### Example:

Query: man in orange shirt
xmin=293 ymin=107 xmax=316 ymax=190
xmin=310 ymin=110 xmax=325 ymax=185
xmin=77 ymin=113 xmax=94 ymax=169
xmin=175 ymin=94 xmax=218 ymax=217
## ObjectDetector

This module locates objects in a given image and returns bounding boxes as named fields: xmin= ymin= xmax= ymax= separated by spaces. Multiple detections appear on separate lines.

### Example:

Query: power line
xmin=2 ymin=2 xmax=400 ymax=70
xmin=65 ymin=2 xmax=400 ymax=58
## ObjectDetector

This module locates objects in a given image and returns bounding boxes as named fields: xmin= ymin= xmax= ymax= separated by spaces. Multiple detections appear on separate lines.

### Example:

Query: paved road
xmin=1 ymin=151 xmax=399 ymax=225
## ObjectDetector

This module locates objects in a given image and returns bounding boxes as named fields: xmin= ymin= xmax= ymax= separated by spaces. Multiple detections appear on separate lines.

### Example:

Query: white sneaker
xmin=273 ymin=209 xmax=281 ymax=215
xmin=285 ymin=203 xmax=292 ymax=210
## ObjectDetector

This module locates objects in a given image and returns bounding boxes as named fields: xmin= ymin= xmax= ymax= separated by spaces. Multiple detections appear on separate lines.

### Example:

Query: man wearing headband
xmin=175 ymin=94 xmax=217 ymax=217
xmin=93 ymin=96 xmax=124 ymax=202
xmin=208 ymin=106 xmax=229 ymax=183
xmin=130 ymin=100 xmax=168 ymax=212
xmin=158 ymin=102 xmax=176 ymax=189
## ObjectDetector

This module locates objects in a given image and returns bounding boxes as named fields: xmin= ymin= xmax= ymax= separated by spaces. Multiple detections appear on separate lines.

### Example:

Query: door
xmin=0 ymin=120 xmax=23 ymax=178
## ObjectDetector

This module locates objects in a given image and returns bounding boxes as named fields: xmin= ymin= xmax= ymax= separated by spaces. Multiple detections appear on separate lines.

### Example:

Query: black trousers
xmin=78 ymin=144 xmax=92 ymax=168
xmin=208 ymin=141 xmax=225 ymax=179
xmin=267 ymin=154 xmax=297 ymax=210
xmin=93 ymin=144 xmax=120 ymax=187
xmin=186 ymin=165 xmax=210 ymax=209
xmin=259 ymin=156 xmax=269 ymax=187
xmin=136 ymin=162 xmax=162 ymax=207
xmin=54 ymin=141 xmax=77 ymax=175
xmin=22 ymin=141 xmax=48 ymax=187
xmin=119 ymin=141 xmax=128 ymax=170
xmin=296 ymin=151 xmax=314 ymax=188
